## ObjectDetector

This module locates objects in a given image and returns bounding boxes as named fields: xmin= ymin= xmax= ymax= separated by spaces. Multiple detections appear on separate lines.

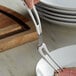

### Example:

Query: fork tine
xmin=38 ymin=43 xmax=63 ymax=72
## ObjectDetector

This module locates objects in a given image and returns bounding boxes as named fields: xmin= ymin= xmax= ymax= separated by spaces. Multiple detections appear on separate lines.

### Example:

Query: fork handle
xmin=22 ymin=0 xmax=42 ymax=35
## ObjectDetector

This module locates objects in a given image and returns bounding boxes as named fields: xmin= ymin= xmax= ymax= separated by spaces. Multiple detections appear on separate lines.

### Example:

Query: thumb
xmin=24 ymin=0 xmax=34 ymax=9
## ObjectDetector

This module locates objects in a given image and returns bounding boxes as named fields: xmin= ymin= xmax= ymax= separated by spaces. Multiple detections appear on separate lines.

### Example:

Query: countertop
xmin=1 ymin=0 xmax=76 ymax=76
xmin=0 ymin=19 xmax=76 ymax=76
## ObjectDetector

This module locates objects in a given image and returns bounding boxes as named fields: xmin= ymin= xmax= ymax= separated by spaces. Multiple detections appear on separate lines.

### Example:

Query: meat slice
xmin=54 ymin=68 xmax=76 ymax=76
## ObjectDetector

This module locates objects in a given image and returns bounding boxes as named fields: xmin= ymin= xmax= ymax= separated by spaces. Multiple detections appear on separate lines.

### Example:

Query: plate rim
xmin=36 ymin=44 xmax=76 ymax=76
xmin=38 ymin=11 xmax=76 ymax=22
xmin=36 ymin=6 xmax=76 ymax=18
xmin=39 ymin=15 xmax=76 ymax=27
xmin=37 ymin=2 xmax=76 ymax=14
xmin=37 ymin=7 xmax=76 ymax=19
xmin=40 ymin=0 xmax=76 ymax=11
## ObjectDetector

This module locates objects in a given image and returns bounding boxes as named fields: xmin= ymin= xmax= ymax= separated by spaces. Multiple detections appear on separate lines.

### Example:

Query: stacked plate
xmin=36 ymin=0 xmax=76 ymax=26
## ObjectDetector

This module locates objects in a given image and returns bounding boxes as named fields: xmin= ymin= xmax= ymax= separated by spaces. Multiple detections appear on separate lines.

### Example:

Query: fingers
xmin=34 ymin=0 xmax=39 ymax=4
xmin=24 ymin=0 xmax=39 ymax=9
xmin=24 ymin=0 xmax=33 ymax=9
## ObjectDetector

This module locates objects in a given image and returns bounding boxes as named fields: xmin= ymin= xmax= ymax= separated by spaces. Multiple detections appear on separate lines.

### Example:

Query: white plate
xmin=39 ymin=13 xmax=76 ymax=27
xmin=37 ymin=3 xmax=76 ymax=14
xmin=38 ymin=11 xmax=76 ymax=23
xmin=36 ymin=6 xmax=76 ymax=19
xmin=36 ymin=45 xmax=76 ymax=76
xmin=40 ymin=0 xmax=76 ymax=11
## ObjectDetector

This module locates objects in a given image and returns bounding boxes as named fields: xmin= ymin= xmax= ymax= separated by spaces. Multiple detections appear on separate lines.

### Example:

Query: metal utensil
xmin=22 ymin=0 xmax=63 ymax=72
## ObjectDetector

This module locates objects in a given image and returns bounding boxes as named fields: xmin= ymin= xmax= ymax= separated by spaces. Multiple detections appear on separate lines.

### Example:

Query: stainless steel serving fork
xmin=22 ymin=0 xmax=63 ymax=72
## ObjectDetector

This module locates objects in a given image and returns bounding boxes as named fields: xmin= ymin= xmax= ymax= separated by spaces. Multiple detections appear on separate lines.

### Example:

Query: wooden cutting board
xmin=0 ymin=5 xmax=38 ymax=52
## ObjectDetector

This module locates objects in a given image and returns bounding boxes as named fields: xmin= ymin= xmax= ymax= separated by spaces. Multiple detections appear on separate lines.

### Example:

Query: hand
xmin=24 ymin=0 xmax=39 ymax=9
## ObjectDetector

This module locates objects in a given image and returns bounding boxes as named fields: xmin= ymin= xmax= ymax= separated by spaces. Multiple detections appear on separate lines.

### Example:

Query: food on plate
xmin=54 ymin=68 xmax=76 ymax=76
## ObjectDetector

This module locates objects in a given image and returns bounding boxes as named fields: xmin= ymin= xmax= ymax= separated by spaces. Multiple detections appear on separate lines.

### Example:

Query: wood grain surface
xmin=0 ymin=5 xmax=38 ymax=52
